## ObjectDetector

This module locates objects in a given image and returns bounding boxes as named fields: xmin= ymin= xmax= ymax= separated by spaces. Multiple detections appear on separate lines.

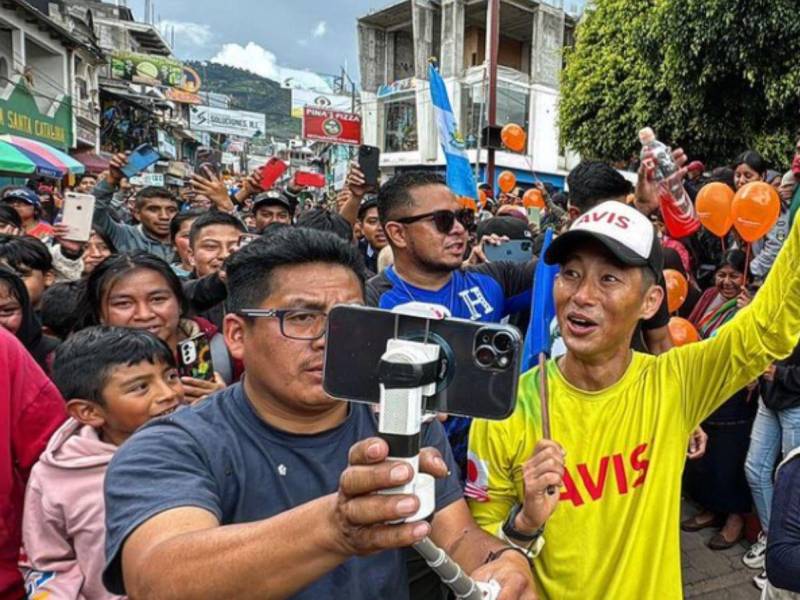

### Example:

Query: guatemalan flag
xmin=428 ymin=62 xmax=478 ymax=201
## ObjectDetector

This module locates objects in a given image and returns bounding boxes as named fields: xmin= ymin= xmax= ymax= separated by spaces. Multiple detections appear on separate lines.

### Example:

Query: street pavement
xmin=682 ymin=499 xmax=761 ymax=599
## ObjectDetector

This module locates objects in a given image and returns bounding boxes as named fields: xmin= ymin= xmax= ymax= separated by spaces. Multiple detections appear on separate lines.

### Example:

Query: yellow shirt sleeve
xmin=662 ymin=214 xmax=800 ymax=431
xmin=468 ymin=370 xmax=540 ymax=536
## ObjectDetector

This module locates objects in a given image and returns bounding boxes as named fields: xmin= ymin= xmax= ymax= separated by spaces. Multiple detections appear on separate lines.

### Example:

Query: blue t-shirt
xmin=102 ymin=383 xmax=463 ymax=599
xmin=366 ymin=261 xmax=535 ymax=482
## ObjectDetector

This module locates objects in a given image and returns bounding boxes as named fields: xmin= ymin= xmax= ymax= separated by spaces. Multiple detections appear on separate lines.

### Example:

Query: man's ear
xmin=66 ymin=399 xmax=106 ymax=429
xmin=383 ymin=222 xmax=407 ymax=249
xmin=43 ymin=269 xmax=55 ymax=288
xmin=187 ymin=246 xmax=196 ymax=268
xmin=641 ymin=282 xmax=666 ymax=321
xmin=567 ymin=205 xmax=581 ymax=221
xmin=224 ymin=314 xmax=246 ymax=361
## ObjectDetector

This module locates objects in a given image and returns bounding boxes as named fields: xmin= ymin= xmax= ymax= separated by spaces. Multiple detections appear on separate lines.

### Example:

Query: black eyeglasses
xmin=394 ymin=208 xmax=475 ymax=234
xmin=237 ymin=308 xmax=327 ymax=340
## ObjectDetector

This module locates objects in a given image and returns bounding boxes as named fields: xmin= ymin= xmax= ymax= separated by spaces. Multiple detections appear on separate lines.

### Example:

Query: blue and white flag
xmin=521 ymin=228 xmax=559 ymax=372
xmin=428 ymin=63 xmax=477 ymax=200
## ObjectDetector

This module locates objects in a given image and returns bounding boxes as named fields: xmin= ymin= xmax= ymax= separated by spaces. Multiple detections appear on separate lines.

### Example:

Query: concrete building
xmin=357 ymin=0 xmax=578 ymax=189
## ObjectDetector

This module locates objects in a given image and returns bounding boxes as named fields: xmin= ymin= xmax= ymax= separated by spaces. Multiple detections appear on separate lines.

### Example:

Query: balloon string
xmin=720 ymin=235 xmax=726 ymax=253
xmin=744 ymin=243 xmax=751 ymax=286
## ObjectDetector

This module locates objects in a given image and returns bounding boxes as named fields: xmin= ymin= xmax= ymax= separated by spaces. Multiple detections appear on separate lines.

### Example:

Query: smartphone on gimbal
xmin=323 ymin=305 xmax=521 ymax=420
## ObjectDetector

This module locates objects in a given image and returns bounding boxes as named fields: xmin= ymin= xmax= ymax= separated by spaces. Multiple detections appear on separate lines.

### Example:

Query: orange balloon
xmin=663 ymin=269 xmax=688 ymax=313
xmin=731 ymin=181 xmax=781 ymax=243
xmin=501 ymin=123 xmax=526 ymax=153
xmin=668 ymin=317 xmax=700 ymax=347
xmin=696 ymin=182 xmax=734 ymax=237
xmin=522 ymin=188 xmax=545 ymax=209
xmin=459 ymin=196 xmax=477 ymax=212
xmin=498 ymin=171 xmax=516 ymax=193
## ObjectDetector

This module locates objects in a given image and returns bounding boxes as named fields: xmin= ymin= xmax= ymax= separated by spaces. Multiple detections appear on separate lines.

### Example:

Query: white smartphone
xmin=61 ymin=192 xmax=96 ymax=242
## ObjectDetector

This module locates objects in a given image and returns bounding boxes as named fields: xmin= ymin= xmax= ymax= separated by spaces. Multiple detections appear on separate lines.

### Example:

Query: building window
xmin=462 ymin=81 xmax=529 ymax=150
xmin=382 ymin=94 xmax=417 ymax=152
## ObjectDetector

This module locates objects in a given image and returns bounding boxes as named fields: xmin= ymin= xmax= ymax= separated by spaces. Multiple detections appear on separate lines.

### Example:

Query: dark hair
xmin=296 ymin=208 xmax=353 ymax=242
xmin=0 ymin=234 xmax=53 ymax=273
xmin=52 ymin=326 xmax=175 ymax=405
xmin=40 ymin=280 xmax=84 ymax=340
xmin=733 ymin=150 xmax=767 ymax=177
xmin=357 ymin=197 xmax=379 ymax=221
xmin=77 ymin=173 xmax=97 ymax=184
xmin=170 ymin=208 xmax=205 ymax=242
xmin=707 ymin=168 xmax=736 ymax=191
xmin=226 ymin=227 xmax=365 ymax=314
xmin=77 ymin=251 xmax=188 ymax=329
xmin=0 ymin=204 xmax=22 ymax=229
xmin=718 ymin=249 xmax=746 ymax=274
xmin=566 ymin=161 xmax=633 ymax=213
xmin=135 ymin=186 xmax=179 ymax=209
xmin=89 ymin=227 xmax=117 ymax=255
xmin=377 ymin=171 xmax=447 ymax=223
xmin=189 ymin=210 xmax=247 ymax=248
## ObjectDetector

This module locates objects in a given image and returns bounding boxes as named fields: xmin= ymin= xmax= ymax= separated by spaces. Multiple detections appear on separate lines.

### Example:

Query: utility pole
xmin=486 ymin=0 xmax=500 ymax=192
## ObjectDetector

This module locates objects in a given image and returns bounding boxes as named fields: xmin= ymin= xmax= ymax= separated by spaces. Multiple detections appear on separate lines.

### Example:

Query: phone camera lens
xmin=493 ymin=331 xmax=513 ymax=352
xmin=497 ymin=356 xmax=510 ymax=369
xmin=475 ymin=345 xmax=497 ymax=368
xmin=478 ymin=331 xmax=493 ymax=346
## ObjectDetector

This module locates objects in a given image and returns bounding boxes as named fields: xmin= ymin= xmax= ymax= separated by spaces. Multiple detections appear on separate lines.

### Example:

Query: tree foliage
xmin=559 ymin=0 xmax=800 ymax=169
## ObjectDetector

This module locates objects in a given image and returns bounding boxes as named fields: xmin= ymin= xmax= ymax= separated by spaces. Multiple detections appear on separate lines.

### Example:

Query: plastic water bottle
xmin=639 ymin=127 xmax=700 ymax=238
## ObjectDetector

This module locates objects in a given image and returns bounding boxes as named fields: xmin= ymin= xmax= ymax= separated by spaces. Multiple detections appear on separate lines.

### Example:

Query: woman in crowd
xmin=77 ymin=251 xmax=231 ymax=402
xmin=80 ymin=229 xmax=115 ymax=276
xmin=682 ymin=250 xmax=756 ymax=549
xmin=0 ymin=266 xmax=59 ymax=370
xmin=733 ymin=151 xmax=767 ymax=191
xmin=169 ymin=209 xmax=204 ymax=279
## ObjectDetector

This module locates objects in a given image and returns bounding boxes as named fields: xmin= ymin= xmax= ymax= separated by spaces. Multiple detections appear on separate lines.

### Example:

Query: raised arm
xmin=667 ymin=208 xmax=800 ymax=430
xmin=92 ymin=153 xmax=135 ymax=250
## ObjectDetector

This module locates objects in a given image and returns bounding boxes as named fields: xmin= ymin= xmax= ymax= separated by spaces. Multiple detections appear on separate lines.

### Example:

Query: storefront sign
xmin=157 ymin=130 xmax=177 ymax=160
xmin=302 ymin=107 xmax=361 ymax=145
xmin=111 ymin=51 xmax=201 ymax=93
xmin=190 ymin=105 xmax=266 ymax=138
xmin=291 ymin=89 xmax=351 ymax=118
xmin=167 ymin=161 xmax=191 ymax=178
xmin=377 ymin=78 xmax=417 ymax=98
xmin=166 ymin=88 xmax=202 ymax=104
xmin=0 ymin=81 xmax=72 ymax=149
xmin=129 ymin=173 xmax=165 ymax=187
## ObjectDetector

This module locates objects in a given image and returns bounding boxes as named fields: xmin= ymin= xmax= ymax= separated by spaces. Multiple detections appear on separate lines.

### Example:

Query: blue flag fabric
xmin=522 ymin=228 xmax=559 ymax=372
xmin=428 ymin=63 xmax=477 ymax=200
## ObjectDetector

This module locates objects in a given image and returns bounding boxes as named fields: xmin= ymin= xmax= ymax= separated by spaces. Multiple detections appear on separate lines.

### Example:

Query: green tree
xmin=559 ymin=0 xmax=800 ymax=170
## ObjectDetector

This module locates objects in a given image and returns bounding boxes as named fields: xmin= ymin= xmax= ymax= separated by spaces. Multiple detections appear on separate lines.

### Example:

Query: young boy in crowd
xmin=20 ymin=326 xmax=184 ymax=599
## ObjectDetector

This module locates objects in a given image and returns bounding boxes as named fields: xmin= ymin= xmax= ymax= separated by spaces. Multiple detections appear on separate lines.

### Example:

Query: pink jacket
xmin=20 ymin=419 xmax=125 ymax=600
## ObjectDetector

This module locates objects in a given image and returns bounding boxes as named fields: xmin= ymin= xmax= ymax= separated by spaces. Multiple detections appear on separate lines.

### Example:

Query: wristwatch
xmin=502 ymin=503 xmax=544 ymax=544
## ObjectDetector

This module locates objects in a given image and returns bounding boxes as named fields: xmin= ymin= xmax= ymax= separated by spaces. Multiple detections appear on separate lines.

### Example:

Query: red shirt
xmin=26 ymin=221 xmax=54 ymax=240
xmin=0 ymin=328 xmax=65 ymax=599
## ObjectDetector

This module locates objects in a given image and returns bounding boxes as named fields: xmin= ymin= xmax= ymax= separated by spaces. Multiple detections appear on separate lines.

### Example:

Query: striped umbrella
xmin=0 ymin=140 xmax=36 ymax=175
xmin=0 ymin=135 xmax=85 ymax=177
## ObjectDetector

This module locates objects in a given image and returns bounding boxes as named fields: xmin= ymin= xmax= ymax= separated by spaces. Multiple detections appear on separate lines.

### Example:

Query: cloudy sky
xmin=130 ymin=0 xmax=383 ymax=91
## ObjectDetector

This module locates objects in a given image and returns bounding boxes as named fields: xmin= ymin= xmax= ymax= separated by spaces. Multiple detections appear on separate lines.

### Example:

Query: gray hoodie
xmin=91 ymin=180 xmax=174 ymax=262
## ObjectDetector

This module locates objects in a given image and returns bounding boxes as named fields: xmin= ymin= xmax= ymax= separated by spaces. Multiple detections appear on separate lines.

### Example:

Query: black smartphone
xmin=120 ymin=144 xmax=161 ymax=179
xmin=323 ymin=305 xmax=521 ymax=420
xmin=176 ymin=334 xmax=215 ymax=381
xmin=358 ymin=145 xmax=380 ymax=191
xmin=484 ymin=240 xmax=534 ymax=264
xmin=195 ymin=146 xmax=221 ymax=176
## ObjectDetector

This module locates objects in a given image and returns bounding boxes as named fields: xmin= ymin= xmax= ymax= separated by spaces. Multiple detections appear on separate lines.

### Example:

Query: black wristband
xmin=485 ymin=546 xmax=531 ymax=567
xmin=502 ymin=503 xmax=544 ymax=543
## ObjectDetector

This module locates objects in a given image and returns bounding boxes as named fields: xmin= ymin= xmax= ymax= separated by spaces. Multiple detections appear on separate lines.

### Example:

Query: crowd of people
xmin=1 ymin=135 xmax=800 ymax=600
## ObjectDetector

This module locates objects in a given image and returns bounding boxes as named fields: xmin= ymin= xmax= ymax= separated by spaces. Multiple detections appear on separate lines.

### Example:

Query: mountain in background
xmin=188 ymin=61 xmax=300 ymax=140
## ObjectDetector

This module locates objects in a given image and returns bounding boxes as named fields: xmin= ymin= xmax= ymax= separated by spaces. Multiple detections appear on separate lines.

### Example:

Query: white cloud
xmin=312 ymin=21 xmax=327 ymax=38
xmin=160 ymin=20 xmax=213 ymax=47
xmin=210 ymin=42 xmax=333 ymax=92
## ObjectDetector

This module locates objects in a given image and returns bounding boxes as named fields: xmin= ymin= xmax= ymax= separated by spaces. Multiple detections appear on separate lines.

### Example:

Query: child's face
xmin=15 ymin=266 xmax=53 ymax=308
xmin=0 ymin=281 xmax=22 ymax=336
xmin=97 ymin=358 xmax=184 ymax=446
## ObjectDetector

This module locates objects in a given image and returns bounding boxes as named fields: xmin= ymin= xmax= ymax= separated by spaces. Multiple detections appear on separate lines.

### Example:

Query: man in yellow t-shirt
xmin=468 ymin=200 xmax=800 ymax=599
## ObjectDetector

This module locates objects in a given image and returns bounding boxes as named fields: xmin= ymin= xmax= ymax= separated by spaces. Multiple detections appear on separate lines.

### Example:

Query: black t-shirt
xmin=103 ymin=383 xmax=463 ymax=599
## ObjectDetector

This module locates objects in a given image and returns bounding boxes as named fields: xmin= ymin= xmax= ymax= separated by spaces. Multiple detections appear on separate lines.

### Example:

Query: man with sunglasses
xmin=366 ymin=172 xmax=536 ymax=479
xmin=101 ymin=227 xmax=536 ymax=600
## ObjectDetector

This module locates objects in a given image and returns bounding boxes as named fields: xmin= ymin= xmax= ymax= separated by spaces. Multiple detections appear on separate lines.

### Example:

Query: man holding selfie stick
xmin=468 ymin=198 xmax=800 ymax=599
xmin=101 ymin=227 xmax=537 ymax=600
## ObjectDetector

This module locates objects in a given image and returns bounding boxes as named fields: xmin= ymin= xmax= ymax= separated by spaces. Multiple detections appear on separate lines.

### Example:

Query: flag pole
xmin=538 ymin=351 xmax=551 ymax=440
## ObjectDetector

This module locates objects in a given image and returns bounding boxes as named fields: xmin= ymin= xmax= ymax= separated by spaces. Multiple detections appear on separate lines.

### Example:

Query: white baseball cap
xmin=544 ymin=201 xmax=663 ymax=276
